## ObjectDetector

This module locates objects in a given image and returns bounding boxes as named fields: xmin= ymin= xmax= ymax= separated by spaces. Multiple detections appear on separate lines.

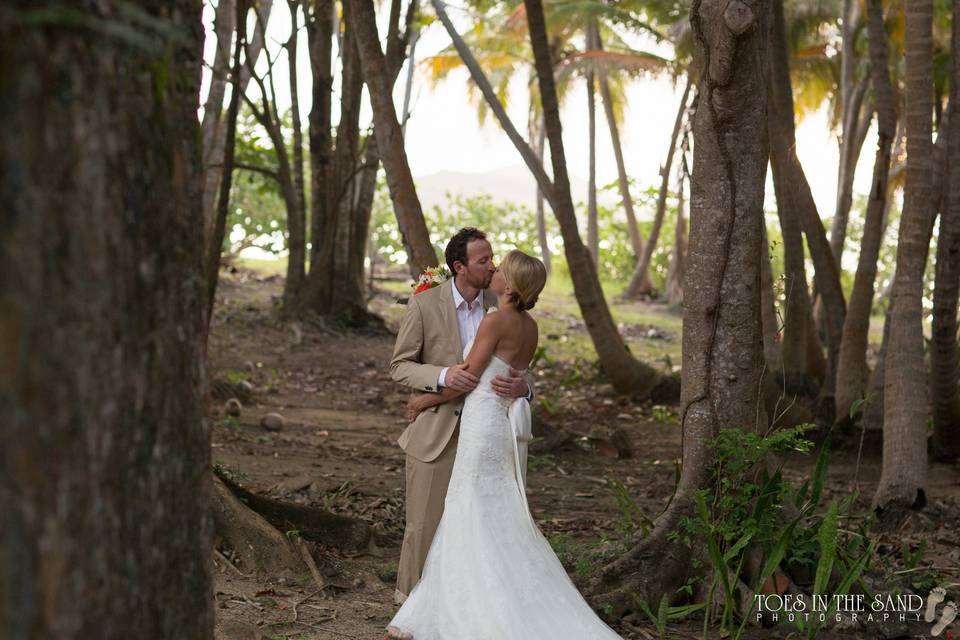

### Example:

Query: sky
xmin=201 ymin=1 xmax=878 ymax=241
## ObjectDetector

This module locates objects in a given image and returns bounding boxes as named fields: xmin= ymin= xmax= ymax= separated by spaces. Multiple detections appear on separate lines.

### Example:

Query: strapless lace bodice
xmin=388 ymin=339 xmax=624 ymax=639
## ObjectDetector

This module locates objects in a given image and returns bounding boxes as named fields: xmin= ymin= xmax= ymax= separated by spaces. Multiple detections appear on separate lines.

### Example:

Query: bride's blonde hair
xmin=499 ymin=250 xmax=547 ymax=311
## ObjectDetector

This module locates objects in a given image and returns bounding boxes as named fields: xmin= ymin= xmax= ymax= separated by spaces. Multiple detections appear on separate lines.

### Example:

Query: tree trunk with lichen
xmin=587 ymin=0 xmax=768 ymax=615
xmin=0 ymin=2 xmax=212 ymax=635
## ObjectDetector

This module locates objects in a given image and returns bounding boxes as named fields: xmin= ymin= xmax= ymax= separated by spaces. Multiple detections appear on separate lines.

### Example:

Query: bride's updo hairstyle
xmin=499 ymin=249 xmax=547 ymax=311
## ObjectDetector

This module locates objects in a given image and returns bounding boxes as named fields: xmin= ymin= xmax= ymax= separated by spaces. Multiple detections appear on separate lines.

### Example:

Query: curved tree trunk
xmin=835 ymin=0 xmax=898 ymax=425
xmin=767 ymin=4 xmax=812 ymax=379
xmin=0 ymin=2 xmax=211 ymax=635
xmin=768 ymin=0 xmax=846 ymax=406
xmin=831 ymin=74 xmax=869 ymax=265
xmin=596 ymin=28 xmax=646 ymax=268
xmin=874 ymin=0 xmax=934 ymax=516
xmin=622 ymin=79 xmax=691 ymax=300
xmin=588 ymin=0 xmax=769 ymax=614
xmin=346 ymin=0 xmax=438 ymax=274
xmin=523 ymin=0 xmax=662 ymax=396
xmin=930 ymin=0 xmax=960 ymax=462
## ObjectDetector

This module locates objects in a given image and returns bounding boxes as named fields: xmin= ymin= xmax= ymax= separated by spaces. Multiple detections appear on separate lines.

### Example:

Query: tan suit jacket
xmin=390 ymin=279 xmax=533 ymax=462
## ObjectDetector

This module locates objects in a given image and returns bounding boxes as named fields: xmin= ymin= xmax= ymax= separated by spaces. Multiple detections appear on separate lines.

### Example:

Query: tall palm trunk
xmin=531 ymin=115 xmax=552 ymax=274
xmin=0 ymin=2 xmax=211 ymax=634
xmin=622 ymin=79 xmax=691 ymax=300
xmin=588 ymin=0 xmax=769 ymax=611
xmin=931 ymin=0 xmax=960 ymax=462
xmin=875 ymin=0 xmax=934 ymax=515
xmin=768 ymin=0 xmax=846 ymax=403
xmin=524 ymin=0 xmax=661 ymax=395
xmin=586 ymin=20 xmax=599 ymax=265
xmin=595 ymin=24 xmax=645 ymax=266
xmin=835 ymin=0 xmax=898 ymax=424
xmin=346 ymin=0 xmax=437 ymax=273
xmin=665 ymin=137 xmax=688 ymax=306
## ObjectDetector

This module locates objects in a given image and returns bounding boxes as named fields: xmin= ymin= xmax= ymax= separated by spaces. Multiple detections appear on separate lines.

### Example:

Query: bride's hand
xmin=406 ymin=394 xmax=430 ymax=422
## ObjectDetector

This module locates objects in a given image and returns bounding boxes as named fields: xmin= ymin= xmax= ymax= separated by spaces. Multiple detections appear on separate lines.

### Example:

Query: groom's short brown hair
xmin=445 ymin=227 xmax=487 ymax=273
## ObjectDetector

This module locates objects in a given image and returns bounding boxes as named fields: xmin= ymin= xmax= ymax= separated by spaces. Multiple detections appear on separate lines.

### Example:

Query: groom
xmin=389 ymin=227 xmax=534 ymax=604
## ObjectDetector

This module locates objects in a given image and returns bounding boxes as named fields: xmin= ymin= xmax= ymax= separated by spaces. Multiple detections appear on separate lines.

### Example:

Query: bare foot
xmin=385 ymin=625 xmax=413 ymax=640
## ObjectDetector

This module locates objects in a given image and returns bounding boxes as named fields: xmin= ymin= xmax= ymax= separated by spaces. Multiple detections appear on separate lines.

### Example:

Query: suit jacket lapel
xmin=439 ymin=279 xmax=464 ymax=364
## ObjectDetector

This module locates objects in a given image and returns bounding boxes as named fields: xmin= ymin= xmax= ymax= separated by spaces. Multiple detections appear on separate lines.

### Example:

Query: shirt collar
xmin=452 ymin=281 xmax=482 ymax=310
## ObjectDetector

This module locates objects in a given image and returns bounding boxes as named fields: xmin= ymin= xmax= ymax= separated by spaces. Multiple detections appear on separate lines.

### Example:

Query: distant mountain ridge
xmin=413 ymin=165 xmax=594 ymax=212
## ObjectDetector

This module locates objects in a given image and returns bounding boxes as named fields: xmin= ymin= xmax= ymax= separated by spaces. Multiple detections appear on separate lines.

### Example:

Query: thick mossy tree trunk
xmin=874 ymin=0 xmax=934 ymax=517
xmin=930 ymin=0 xmax=960 ymax=462
xmin=0 ymin=2 xmax=212 ymax=636
xmin=523 ymin=0 xmax=663 ymax=397
xmin=834 ymin=0 xmax=897 ymax=425
xmin=587 ymin=0 xmax=769 ymax=614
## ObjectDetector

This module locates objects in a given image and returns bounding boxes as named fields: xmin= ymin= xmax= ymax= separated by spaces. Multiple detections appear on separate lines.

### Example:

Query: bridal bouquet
xmin=412 ymin=265 xmax=451 ymax=295
xmin=398 ymin=265 xmax=451 ymax=304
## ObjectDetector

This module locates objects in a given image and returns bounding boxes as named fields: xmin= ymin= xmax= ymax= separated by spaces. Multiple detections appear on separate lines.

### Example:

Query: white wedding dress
xmin=388 ymin=340 xmax=623 ymax=639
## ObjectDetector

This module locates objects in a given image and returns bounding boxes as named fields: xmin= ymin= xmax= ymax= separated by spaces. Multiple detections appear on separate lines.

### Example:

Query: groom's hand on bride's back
xmin=492 ymin=368 xmax=530 ymax=399
xmin=445 ymin=363 xmax=479 ymax=392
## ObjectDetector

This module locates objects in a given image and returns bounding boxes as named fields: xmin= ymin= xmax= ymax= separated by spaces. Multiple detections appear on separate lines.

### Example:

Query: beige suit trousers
xmin=395 ymin=423 xmax=459 ymax=602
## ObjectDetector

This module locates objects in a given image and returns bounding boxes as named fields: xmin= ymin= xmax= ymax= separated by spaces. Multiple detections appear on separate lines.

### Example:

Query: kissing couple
xmin=385 ymin=228 xmax=623 ymax=639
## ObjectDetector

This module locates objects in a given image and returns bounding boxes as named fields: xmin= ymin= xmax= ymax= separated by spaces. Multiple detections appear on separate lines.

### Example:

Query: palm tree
xmin=834 ymin=0 xmax=898 ymax=424
xmin=874 ymin=0 xmax=934 ymax=516
xmin=930 ymin=0 xmax=960 ymax=462
xmin=768 ymin=0 xmax=847 ymax=405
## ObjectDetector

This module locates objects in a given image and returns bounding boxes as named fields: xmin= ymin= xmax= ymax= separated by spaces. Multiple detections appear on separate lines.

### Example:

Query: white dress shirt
xmin=438 ymin=282 xmax=485 ymax=388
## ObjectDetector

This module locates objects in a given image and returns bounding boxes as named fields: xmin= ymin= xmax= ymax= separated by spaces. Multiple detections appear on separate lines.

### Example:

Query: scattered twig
xmin=292 ymin=589 xmax=321 ymax=623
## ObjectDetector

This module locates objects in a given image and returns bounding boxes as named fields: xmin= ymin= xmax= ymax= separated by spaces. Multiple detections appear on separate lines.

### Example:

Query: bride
xmin=386 ymin=250 xmax=623 ymax=640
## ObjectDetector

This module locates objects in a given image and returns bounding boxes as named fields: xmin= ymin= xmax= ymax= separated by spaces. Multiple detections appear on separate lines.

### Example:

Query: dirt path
xmin=207 ymin=268 xmax=960 ymax=640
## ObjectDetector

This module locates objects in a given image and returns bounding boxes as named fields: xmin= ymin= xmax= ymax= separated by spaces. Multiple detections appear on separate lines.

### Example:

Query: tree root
xmin=213 ymin=475 xmax=303 ymax=577
xmin=214 ymin=466 xmax=371 ymax=551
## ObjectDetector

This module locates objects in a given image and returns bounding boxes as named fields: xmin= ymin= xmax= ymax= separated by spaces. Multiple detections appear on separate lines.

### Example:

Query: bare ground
xmin=208 ymin=267 xmax=960 ymax=640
